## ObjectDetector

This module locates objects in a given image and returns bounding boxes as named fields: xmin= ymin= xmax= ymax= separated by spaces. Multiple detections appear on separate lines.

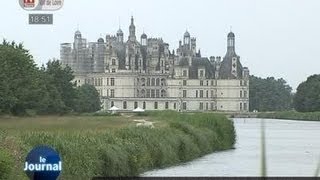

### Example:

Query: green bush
xmin=0 ymin=149 xmax=14 ymax=180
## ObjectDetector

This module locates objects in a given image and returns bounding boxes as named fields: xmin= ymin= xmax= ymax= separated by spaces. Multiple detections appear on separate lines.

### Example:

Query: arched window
xmin=156 ymin=78 xmax=160 ymax=86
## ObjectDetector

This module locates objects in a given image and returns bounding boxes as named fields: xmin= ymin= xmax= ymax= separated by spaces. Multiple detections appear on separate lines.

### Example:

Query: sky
xmin=1 ymin=0 xmax=320 ymax=90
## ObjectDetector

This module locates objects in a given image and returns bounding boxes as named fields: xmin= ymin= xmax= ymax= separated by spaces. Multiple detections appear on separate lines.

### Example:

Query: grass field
xmin=0 ymin=111 xmax=235 ymax=179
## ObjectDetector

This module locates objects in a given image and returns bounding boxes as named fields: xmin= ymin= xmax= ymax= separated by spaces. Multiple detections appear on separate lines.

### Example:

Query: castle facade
xmin=61 ymin=17 xmax=249 ymax=112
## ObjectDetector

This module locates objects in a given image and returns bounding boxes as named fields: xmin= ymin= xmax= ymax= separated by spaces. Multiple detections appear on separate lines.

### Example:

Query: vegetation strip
xmin=0 ymin=111 xmax=235 ymax=179
xmin=257 ymin=111 xmax=320 ymax=121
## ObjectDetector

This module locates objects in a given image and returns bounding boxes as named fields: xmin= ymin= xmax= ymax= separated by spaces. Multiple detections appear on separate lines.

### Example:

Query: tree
xmin=45 ymin=60 xmax=77 ymax=113
xmin=249 ymin=75 xmax=293 ymax=112
xmin=73 ymin=84 xmax=101 ymax=113
xmin=294 ymin=74 xmax=320 ymax=112
xmin=0 ymin=40 xmax=41 ymax=115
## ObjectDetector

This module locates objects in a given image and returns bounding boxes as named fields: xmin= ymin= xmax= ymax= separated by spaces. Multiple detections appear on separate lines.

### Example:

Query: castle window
xmin=146 ymin=90 xmax=150 ymax=98
xmin=200 ymin=90 xmax=203 ymax=98
xmin=134 ymin=102 xmax=138 ymax=109
xmin=123 ymin=101 xmax=127 ymax=109
xmin=206 ymin=81 xmax=209 ymax=86
xmin=154 ymin=102 xmax=158 ymax=109
xmin=161 ymin=79 xmax=166 ymax=86
xmin=206 ymin=103 xmax=209 ymax=110
xmin=206 ymin=90 xmax=209 ymax=98
xmin=143 ymin=102 xmax=146 ymax=109
xmin=183 ymin=70 xmax=187 ymax=77
xmin=112 ymin=69 xmax=116 ymax=73
xmin=182 ymin=102 xmax=187 ymax=110
xmin=147 ymin=78 xmax=150 ymax=86
xmin=110 ymin=89 xmax=115 ymax=97
xmin=244 ymin=91 xmax=247 ymax=98
xmin=141 ymin=89 xmax=146 ymax=98
xmin=240 ymin=91 xmax=243 ymax=98
xmin=141 ymin=78 xmax=145 ymax=86
xmin=200 ymin=80 xmax=203 ymax=86
xmin=200 ymin=70 xmax=204 ymax=77
xmin=156 ymin=78 xmax=160 ymax=86
xmin=174 ymin=103 xmax=177 ymax=109
xmin=196 ymin=90 xmax=198 ymax=98
xmin=156 ymin=90 xmax=160 ymax=98
xmin=161 ymin=90 xmax=166 ymax=97
xmin=151 ymin=78 xmax=155 ymax=86
xmin=240 ymin=103 xmax=243 ymax=111
xmin=151 ymin=90 xmax=155 ymax=98
xmin=183 ymin=90 xmax=187 ymax=98
xmin=199 ymin=102 xmax=203 ymax=110
xmin=111 ymin=78 xmax=115 ymax=86
xmin=211 ymin=80 xmax=214 ymax=86
xmin=107 ymin=78 xmax=109 ymax=86
xmin=165 ymin=102 xmax=169 ymax=109
xmin=112 ymin=59 xmax=116 ymax=65
xmin=183 ymin=80 xmax=187 ymax=86
xmin=111 ymin=101 xmax=114 ymax=107
xmin=240 ymin=80 xmax=243 ymax=86
xmin=244 ymin=81 xmax=248 ymax=86
xmin=244 ymin=103 xmax=248 ymax=110
xmin=211 ymin=90 xmax=214 ymax=98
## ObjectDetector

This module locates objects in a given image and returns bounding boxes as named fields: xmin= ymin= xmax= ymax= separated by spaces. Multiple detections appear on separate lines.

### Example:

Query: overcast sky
xmin=1 ymin=0 xmax=319 ymax=90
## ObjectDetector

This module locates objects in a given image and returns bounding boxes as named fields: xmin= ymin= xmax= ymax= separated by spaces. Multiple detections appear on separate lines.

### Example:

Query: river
xmin=143 ymin=118 xmax=320 ymax=176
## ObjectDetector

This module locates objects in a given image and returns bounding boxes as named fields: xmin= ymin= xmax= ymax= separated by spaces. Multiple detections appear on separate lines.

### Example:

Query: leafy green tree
xmin=294 ymin=74 xmax=320 ymax=112
xmin=73 ymin=84 xmax=101 ymax=113
xmin=249 ymin=75 xmax=293 ymax=112
xmin=0 ymin=40 xmax=41 ymax=115
xmin=35 ymin=65 xmax=66 ymax=114
xmin=45 ymin=60 xmax=77 ymax=113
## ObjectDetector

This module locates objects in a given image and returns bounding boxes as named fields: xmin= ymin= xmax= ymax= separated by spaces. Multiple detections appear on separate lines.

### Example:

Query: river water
xmin=143 ymin=118 xmax=320 ymax=176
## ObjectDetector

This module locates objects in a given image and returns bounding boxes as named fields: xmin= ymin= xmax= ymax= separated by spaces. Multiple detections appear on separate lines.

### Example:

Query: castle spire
xmin=129 ymin=16 xmax=136 ymax=41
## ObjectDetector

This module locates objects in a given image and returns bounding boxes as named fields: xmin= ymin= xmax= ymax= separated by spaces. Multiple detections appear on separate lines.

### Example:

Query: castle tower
xmin=129 ymin=16 xmax=136 ymax=42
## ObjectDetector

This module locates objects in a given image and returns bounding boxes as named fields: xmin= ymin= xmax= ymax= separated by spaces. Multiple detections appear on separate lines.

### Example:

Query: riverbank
xmin=0 ymin=111 xmax=235 ymax=179
xmin=257 ymin=111 xmax=320 ymax=121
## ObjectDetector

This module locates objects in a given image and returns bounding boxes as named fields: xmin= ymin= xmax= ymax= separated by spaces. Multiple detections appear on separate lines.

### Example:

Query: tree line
xmin=0 ymin=40 xmax=101 ymax=115
xmin=249 ymin=74 xmax=320 ymax=112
